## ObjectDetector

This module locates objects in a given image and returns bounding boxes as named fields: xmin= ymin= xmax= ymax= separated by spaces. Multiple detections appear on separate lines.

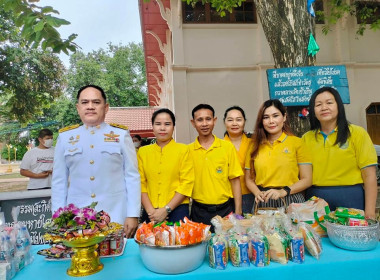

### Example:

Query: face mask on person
xmin=134 ymin=142 xmax=141 ymax=148
xmin=43 ymin=139 xmax=53 ymax=148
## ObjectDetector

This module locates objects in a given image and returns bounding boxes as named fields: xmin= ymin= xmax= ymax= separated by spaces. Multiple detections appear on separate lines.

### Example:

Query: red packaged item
xmin=99 ymin=239 xmax=110 ymax=256
xmin=348 ymin=218 xmax=368 ymax=227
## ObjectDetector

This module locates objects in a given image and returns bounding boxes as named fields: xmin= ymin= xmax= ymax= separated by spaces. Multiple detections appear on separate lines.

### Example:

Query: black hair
xmin=38 ymin=129 xmax=53 ymax=139
xmin=151 ymin=108 xmax=176 ymax=126
xmin=132 ymin=135 xmax=142 ymax=141
xmin=191 ymin=104 xmax=215 ymax=119
xmin=223 ymin=106 xmax=246 ymax=121
xmin=308 ymin=86 xmax=350 ymax=147
xmin=223 ymin=106 xmax=246 ymax=136
xmin=77 ymin=85 xmax=107 ymax=102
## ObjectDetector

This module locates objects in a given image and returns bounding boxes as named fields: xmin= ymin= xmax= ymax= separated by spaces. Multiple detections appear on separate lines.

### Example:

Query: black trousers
xmin=190 ymin=198 xmax=234 ymax=232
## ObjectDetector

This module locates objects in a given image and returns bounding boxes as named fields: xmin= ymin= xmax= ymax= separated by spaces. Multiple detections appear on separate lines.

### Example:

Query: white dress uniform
xmin=51 ymin=122 xmax=141 ymax=225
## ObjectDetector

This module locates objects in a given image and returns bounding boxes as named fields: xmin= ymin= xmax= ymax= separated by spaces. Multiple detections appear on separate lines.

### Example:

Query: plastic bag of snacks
xmin=298 ymin=222 xmax=322 ymax=259
xmin=208 ymin=217 xmax=229 ymax=269
xmin=247 ymin=217 xmax=270 ymax=267
xmin=264 ymin=216 xmax=288 ymax=265
xmin=282 ymin=217 xmax=305 ymax=264
xmin=211 ymin=214 xmax=254 ymax=233
xmin=287 ymin=196 xmax=330 ymax=237
xmin=227 ymin=215 xmax=250 ymax=267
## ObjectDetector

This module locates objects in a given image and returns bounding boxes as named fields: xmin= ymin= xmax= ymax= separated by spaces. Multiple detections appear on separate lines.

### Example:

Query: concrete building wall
xmin=169 ymin=0 xmax=380 ymax=143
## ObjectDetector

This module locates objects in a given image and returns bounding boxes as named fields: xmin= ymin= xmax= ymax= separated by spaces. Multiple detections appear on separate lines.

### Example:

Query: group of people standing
xmin=22 ymin=84 xmax=376 ymax=238
xmin=138 ymin=86 xmax=378 ymax=231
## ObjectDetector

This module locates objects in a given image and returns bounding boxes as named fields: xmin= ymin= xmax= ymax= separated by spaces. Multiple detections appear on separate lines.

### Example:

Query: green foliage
xmin=1 ymin=0 xmax=78 ymax=54
xmin=0 ymin=46 xmax=66 ymax=123
xmin=1 ymin=143 xmax=27 ymax=161
xmin=66 ymin=42 xmax=148 ymax=107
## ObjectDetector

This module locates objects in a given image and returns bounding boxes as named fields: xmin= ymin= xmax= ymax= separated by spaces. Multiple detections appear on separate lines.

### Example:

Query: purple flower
xmin=73 ymin=212 xmax=86 ymax=225
xmin=65 ymin=204 xmax=80 ymax=215
xmin=52 ymin=207 xmax=64 ymax=219
xmin=83 ymin=208 xmax=97 ymax=221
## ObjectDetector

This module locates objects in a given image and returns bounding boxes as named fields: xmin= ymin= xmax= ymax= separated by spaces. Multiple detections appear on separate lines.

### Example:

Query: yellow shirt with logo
xmin=224 ymin=133 xmax=252 ymax=195
xmin=302 ymin=124 xmax=377 ymax=186
xmin=137 ymin=139 xmax=194 ymax=208
xmin=189 ymin=136 xmax=243 ymax=204
xmin=244 ymin=132 xmax=311 ymax=188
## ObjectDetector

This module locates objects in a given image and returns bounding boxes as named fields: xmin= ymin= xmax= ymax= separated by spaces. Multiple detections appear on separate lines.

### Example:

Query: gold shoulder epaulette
xmin=59 ymin=124 xmax=80 ymax=133
xmin=109 ymin=123 xmax=129 ymax=130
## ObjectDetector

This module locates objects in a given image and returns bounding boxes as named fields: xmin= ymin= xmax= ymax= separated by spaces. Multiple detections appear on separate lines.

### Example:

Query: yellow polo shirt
xmin=189 ymin=135 xmax=243 ymax=204
xmin=244 ymin=132 xmax=311 ymax=188
xmin=224 ymin=133 xmax=252 ymax=195
xmin=137 ymin=139 xmax=194 ymax=208
xmin=302 ymin=124 xmax=377 ymax=186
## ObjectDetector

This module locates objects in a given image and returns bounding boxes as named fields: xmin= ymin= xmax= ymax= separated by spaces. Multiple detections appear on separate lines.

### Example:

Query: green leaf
xmin=33 ymin=20 xmax=45 ymax=32
xmin=41 ymin=6 xmax=54 ymax=13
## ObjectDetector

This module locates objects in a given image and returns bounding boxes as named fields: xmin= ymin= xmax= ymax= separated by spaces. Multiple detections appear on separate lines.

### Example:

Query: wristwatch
xmin=165 ymin=205 xmax=172 ymax=214
xmin=283 ymin=186 xmax=291 ymax=196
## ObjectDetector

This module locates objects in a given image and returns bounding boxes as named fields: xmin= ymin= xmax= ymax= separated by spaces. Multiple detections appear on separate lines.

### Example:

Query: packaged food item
xmin=290 ymin=237 xmax=305 ymax=264
xmin=299 ymin=222 xmax=322 ymax=259
xmin=287 ymin=197 xmax=330 ymax=237
xmin=99 ymin=239 xmax=110 ymax=256
xmin=264 ymin=217 xmax=288 ymax=265
xmin=109 ymin=230 xmax=124 ymax=255
xmin=250 ymin=236 xmax=270 ymax=267
xmin=208 ymin=217 xmax=228 ymax=269
xmin=348 ymin=218 xmax=368 ymax=227
xmin=335 ymin=207 xmax=365 ymax=220
xmin=228 ymin=234 xmax=250 ymax=267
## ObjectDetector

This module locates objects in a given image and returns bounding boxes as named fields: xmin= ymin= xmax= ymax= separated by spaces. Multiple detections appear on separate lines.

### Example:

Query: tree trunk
xmin=254 ymin=0 xmax=316 ymax=136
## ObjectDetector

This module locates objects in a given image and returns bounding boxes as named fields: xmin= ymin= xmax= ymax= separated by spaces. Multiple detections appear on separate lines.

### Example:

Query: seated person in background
xmin=303 ymin=87 xmax=378 ymax=219
xmin=138 ymin=108 xmax=194 ymax=223
xmin=189 ymin=104 xmax=242 ymax=228
xmin=223 ymin=106 xmax=254 ymax=214
xmin=245 ymin=99 xmax=312 ymax=210
xmin=20 ymin=129 xmax=55 ymax=190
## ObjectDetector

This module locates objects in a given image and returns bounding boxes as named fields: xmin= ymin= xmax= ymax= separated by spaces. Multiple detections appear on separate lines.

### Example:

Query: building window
xmin=356 ymin=1 xmax=380 ymax=24
xmin=314 ymin=0 xmax=325 ymax=24
xmin=183 ymin=0 xmax=257 ymax=24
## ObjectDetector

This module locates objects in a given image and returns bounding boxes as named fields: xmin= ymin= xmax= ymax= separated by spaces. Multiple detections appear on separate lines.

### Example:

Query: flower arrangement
xmin=45 ymin=202 xmax=112 ymax=239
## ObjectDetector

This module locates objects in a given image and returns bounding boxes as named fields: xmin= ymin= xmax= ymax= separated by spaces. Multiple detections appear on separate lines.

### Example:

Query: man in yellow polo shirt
xmin=189 ymin=104 xmax=243 ymax=227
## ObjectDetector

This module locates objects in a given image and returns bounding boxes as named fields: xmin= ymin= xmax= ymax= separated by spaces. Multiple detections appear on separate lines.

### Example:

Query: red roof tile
xmin=105 ymin=107 xmax=156 ymax=137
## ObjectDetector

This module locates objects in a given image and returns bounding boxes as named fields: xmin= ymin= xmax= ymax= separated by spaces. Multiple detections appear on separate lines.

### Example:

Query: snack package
xmin=208 ymin=218 xmax=228 ymax=269
xmin=264 ymin=217 xmax=288 ymax=265
xmin=228 ymin=233 xmax=250 ymax=267
xmin=348 ymin=218 xmax=368 ymax=227
xmin=287 ymin=197 xmax=330 ymax=237
xmin=298 ymin=222 xmax=322 ymax=259
xmin=248 ymin=218 xmax=270 ymax=267
xmin=334 ymin=207 xmax=365 ymax=220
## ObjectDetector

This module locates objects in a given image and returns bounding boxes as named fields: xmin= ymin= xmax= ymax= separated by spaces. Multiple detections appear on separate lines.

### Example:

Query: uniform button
xmin=90 ymin=130 xmax=95 ymax=134
xmin=90 ymin=145 xmax=94 ymax=148
xmin=91 ymin=193 xmax=96 ymax=198
xmin=158 ymin=171 xmax=161 ymax=174
xmin=90 ymin=160 xmax=94 ymax=164
xmin=90 ymin=176 xmax=95 ymax=181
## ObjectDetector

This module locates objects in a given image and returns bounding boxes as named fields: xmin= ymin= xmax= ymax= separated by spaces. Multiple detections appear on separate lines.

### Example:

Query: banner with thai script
xmin=267 ymin=65 xmax=349 ymax=106
xmin=0 ymin=197 xmax=51 ymax=245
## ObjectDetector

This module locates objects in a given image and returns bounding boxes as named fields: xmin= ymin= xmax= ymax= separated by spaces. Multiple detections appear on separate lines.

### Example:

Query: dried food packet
xmin=208 ymin=217 xmax=228 ymax=269
xmin=299 ymin=222 xmax=322 ymax=259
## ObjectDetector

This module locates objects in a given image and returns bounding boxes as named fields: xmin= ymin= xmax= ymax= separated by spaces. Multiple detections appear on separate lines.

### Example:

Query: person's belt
xmin=192 ymin=198 xmax=232 ymax=212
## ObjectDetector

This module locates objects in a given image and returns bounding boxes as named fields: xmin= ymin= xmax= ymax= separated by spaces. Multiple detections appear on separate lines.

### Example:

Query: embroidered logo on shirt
xmin=216 ymin=166 xmax=223 ymax=174
xmin=69 ymin=135 xmax=80 ymax=145
xmin=104 ymin=131 xmax=120 ymax=142
xmin=283 ymin=148 xmax=290 ymax=154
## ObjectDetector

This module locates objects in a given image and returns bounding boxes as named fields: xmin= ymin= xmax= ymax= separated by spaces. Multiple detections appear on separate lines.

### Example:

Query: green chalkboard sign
xmin=0 ymin=197 xmax=51 ymax=245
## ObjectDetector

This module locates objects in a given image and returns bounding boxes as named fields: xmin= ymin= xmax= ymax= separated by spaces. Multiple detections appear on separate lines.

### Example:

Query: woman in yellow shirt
xmin=303 ymin=87 xmax=378 ymax=219
xmin=245 ymin=99 xmax=312 ymax=209
xmin=223 ymin=106 xmax=253 ymax=214
xmin=138 ymin=108 xmax=194 ymax=223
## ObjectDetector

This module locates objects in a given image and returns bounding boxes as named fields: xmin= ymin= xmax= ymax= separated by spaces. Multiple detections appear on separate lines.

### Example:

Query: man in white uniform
xmin=20 ymin=129 xmax=54 ymax=190
xmin=51 ymin=85 xmax=141 ymax=237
